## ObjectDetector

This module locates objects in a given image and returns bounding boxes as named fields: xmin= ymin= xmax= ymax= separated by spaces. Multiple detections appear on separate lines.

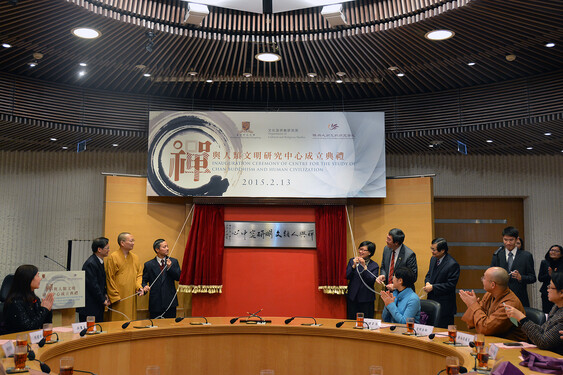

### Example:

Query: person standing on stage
xmin=490 ymin=226 xmax=536 ymax=307
xmin=422 ymin=238 xmax=460 ymax=328
xmin=105 ymin=232 xmax=145 ymax=321
xmin=376 ymin=228 xmax=418 ymax=291
xmin=77 ymin=237 xmax=110 ymax=323
xmin=346 ymin=241 xmax=379 ymax=319
xmin=538 ymin=245 xmax=563 ymax=313
xmin=142 ymin=239 xmax=182 ymax=319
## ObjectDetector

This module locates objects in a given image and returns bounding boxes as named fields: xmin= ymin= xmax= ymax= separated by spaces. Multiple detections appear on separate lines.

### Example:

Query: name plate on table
xmin=456 ymin=332 xmax=474 ymax=346
xmin=29 ymin=330 xmax=44 ymax=344
xmin=225 ymin=222 xmax=316 ymax=248
xmin=2 ymin=340 xmax=14 ymax=357
xmin=489 ymin=343 xmax=499 ymax=360
xmin=72 ymin=322 xmax=88 ymax=334
xmin=413 ymin=323 xmax=434 ymax=336
xmin=364 ymin=319 xmax=381 ymax=330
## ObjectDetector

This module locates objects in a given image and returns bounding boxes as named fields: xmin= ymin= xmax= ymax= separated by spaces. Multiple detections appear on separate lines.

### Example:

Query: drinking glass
xmin=356 ymin=312 xmax=364 ymax=329
xmin=59 ymin=356 xmax=74 ymax=375
xmin=14 ymin=345 xmax=27 ymax=370
xmin=43 ymin=323 xmax=53 ymax=343
xmin=87 ymin=316 xmax=95 ymax=333
xmin=406 ymin=317 xmax=415 ymax=334
xmin=447 ymin=324 xmax=457 ymax=344
xmin=16 ymin=333 xmax=28 ymax=347
xmin=445 ymin=356 xmax=460 ymax=375
xmin=477 ymin=345 xmax=490 ymax=369
xmin=473 ymin=333 xmax=485 ymax=354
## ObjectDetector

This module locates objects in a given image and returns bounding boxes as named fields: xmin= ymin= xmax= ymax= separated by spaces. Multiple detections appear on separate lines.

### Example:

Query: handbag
xmin=519 ymin=349 xmax=563 ymax=374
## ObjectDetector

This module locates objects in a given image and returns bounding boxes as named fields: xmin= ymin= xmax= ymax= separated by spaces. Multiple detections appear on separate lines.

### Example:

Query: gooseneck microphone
xmin=27 ymin=348 xmax=51 ymax=373
xmin=428 ymin=333 xmax=436 ymax=340
xmin=175 ymin=316 xmax=209 ymax=325
xmin=43 ymin=254 xmax=68 ymax=270
xmin=38 ymin=332 xmax=59 ymax=347
xmin=122 ymin=318 xmax=154 ymax=329
xmin=335 ymin=320 xmax=357 ymax=328
xmin=436 ymin=366 xmax=468 ymax=374
xmin=80 ymin=323 xmax=104 ymax=336
xmin=284 ymin=316 xmax=322 ymax=326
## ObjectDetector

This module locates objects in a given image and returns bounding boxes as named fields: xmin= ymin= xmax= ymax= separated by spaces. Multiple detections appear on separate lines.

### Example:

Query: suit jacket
xmin=346 ymin=258 xmax=379 ymax=303
xmin=424 ymin=253 xmax=460 ymax=324
xmin=77 ymin=254 xmax=107 ymax=321
xmin=142 ymin=257 xmax=181 ymax=314
xmin=490 ymin=247 xmax=536 ymax=307
xmin=379 ymin=244 xmax=418 ymax=284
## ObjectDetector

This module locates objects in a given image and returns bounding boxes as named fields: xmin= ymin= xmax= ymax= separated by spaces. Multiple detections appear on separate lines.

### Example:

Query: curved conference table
xmin=0 ymin=317 xmax=555 ymax=374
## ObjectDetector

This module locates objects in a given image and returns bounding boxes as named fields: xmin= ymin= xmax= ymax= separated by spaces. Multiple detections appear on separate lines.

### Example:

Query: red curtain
xmin=179 ymin=204 xmax=225 ymax=294
xmin=315 ymin=205 xmax=347 ymax=294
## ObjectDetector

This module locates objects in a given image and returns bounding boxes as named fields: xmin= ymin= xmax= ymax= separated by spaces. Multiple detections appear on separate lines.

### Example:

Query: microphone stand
xmin=231 ymin=309 xmax=272 ymax=324
xmin=43 ymin=254 xmax=68 ymax=270
xmin=80 ymin=323 xmax=104 ymax=336
xmin=284 ymin=316 xmax=322 ymax=326
xmin=38 ymin=332 xmax=59 ymax=347
xmin=122 ymin=318 xmax=155 ymax=329
xmin=175 ymin=316 xmax=210 ymax=325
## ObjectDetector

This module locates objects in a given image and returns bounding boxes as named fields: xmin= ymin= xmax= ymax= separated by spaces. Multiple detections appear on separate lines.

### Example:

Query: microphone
xmin=38 ymin=332 xmax=59 ymax=347
xmin=231 ymin=309 xmax=271 ymax=324
xmin=27 ymin=349 xmax=51 ymax=373
xmin=284 ymin=316 xmax=322 ymax=326
xmin=390 ymin=325 xmax=397 ymax=331
xmin=80 ymin=323 xmax=104 ymax=336
xmin=335 ymin=320 xmax=357 ymax=328
xmin=436 ymin=367 xmax=468 ymax=374
xmin=122 ymin=318 xmax=154 ymax=329
xmin=43 ymin=254 xmax=68 ymax=270
xmin=175 ymin=316 xmax=209 ymax=325
xmin=428 ymin=333 xmax=436 ymax=340
xmin=26 ymin=345 xmax=36 ymax=360
xmin=230 ymin=316 xmax=243 ymax=324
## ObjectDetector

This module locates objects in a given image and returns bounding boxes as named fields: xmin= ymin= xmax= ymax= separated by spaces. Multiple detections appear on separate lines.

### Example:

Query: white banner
xmin=35 ymin=271 xmax=85 ymax=309
xmin=147 ymin=111 xmax=386 ymax=197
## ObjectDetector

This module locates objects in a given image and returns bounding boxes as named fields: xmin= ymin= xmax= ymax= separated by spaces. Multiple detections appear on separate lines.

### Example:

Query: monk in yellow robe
xmin=105 ymin=232 xmax=145 ymax=321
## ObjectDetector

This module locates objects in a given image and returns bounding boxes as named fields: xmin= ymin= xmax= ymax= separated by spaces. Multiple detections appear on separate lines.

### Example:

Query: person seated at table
xmin=505 ymin=272 xmax=563 ymax=355
xmin=2 ymin=264 xmax=54 ymax=334
xmin=460 ymin=267 xmax=527 ymax=341
xmin=381 ymin=267 xmax=420 ymax=324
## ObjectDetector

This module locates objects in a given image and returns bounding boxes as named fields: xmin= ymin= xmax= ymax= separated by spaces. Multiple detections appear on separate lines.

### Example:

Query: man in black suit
xmin=490 ymin=226 xmax=536 ymax=307
xmin=142 ymin=239 xmax=181 ymax=319
xmin=423 ymin=238 xmax=460 ymax=327
xmin=376 ymin=228 xmax=418 ymax=291
xmin=77 ymin=237 xmax=110 ymax=323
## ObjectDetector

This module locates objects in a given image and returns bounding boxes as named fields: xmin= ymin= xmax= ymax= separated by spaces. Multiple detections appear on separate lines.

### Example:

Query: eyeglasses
xmin=549 ymin=249 xmax=561 ymax=253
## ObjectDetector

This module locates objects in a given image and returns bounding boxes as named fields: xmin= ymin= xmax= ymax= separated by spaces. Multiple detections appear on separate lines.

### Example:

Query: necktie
xmin=389 ymin=250 xmax=396 ymax=283
xmin=507 ymin=251 xmax=514 ymax=271
xmin=159 ymin=259 xmax=165 ymax=271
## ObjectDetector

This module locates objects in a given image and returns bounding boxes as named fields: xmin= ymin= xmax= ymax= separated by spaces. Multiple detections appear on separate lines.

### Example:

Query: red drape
xmin=179 ymin=204 xmax=225 ymax=294
xmin=315 ymin=205 xmax=347 ymax=294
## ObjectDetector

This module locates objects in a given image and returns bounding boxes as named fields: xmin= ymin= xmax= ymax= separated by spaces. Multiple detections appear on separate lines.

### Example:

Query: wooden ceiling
xmin=0 ymin=0 xmax=562 ymax=154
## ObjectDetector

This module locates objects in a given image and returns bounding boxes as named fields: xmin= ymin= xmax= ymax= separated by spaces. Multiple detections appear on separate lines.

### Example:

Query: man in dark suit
xmin=376 ymin=228 xmax=418 ymax=291
xmin=142 ymin=239 xmax=181 ymax=319
xmin=77 ymin=237 xmax=110 ymax=323
xmin=423 ymin=238 xmax=460 ymax=327
xmin=490 ymin=226 xmax=536 ymax=307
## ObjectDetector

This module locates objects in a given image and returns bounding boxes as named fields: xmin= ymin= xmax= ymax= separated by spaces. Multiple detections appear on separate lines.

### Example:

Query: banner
xmin=224 ymin=221 xmax=316 ymax=248
xmin=35 ymin=271 xmax=85 ymax=309
xmin=148 ymin=111 xmax=385 ymax=197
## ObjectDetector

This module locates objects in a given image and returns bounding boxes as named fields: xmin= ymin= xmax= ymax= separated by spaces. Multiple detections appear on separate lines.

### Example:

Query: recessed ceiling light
xmin=425 ymin=30 xmax=455 ymax=41
xmin=544 ymin=132 xmax=552 ymax=136
xmin=307 ymin=72 xmax=317 ymax=78
xmin=242 ymin=72 xmax=252 ymax=78
xmin=206 ymin=79 xmax=213 ymax=83
xmin=79 ymin=62 xmax=87 ymax=67
xmin=486 ymin=140 xmax=493 ymax=143
xmin=135 ymin=64 xmax=146 ymax=70
xmin=143 ymin=73 xmax=151 ymax=77
xmin=112 ymin=143 xmax=119 ymax=147
xmin=505 ymin=54 xmax=517 ymax=61
xmin=62 ymin=146 xmax=68 ymax=150
xmin=50 ymin=138 xmax=57 ymax=141
xmin=545 ymin=42 xmax=555 ymax=48
xmin=28 ymin=62 xmax=37 ymax=68
xmin=336 ymin=72 xmax=346 ymax=77
xmin=255 ymin=52 xmax=281 ymax=62
xmin=72 ymin=28 xmax=101 ymax=39
xmin=2 ymin=43 xmax=12 ymax=48
xmin=428 ymin=144 xmax=434 ymax=148
xmin=388 ymin=66 xmax=399 ymax=71
xmin=335 ymin=79 xmax=343 ymax=84
xmin=526 ymin=147 xmax=533 ymax=150
xmin=467 ymin=62 xmax=476 ymax=66
xmin=188 ymin=71 xmax=198 ymax=76
xmin=78 ymin=71 xmax=86 ymax=77
xmin=396 ymin=73 xmax=405 ymax=77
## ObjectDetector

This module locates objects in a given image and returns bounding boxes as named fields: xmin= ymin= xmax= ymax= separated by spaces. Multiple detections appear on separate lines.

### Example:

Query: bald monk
xmin=460 ymin=267 xmax=527 ymax=341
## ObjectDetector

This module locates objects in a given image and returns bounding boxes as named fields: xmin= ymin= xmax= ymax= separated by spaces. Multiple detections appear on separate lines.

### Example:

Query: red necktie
xmin=389 ymin=250 xmax=396 ymax=283
xmin=159 ymin=260 xmax=164 ymax=271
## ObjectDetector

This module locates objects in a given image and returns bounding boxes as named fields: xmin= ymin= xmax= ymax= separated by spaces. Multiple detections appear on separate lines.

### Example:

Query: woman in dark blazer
xmin=3 ymin=264 xmax=54 ymax=334
xmin=346 ymin=241 xmax=379 ymax=320
xmin=538 ymin=245 xmax=563 ymax=313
